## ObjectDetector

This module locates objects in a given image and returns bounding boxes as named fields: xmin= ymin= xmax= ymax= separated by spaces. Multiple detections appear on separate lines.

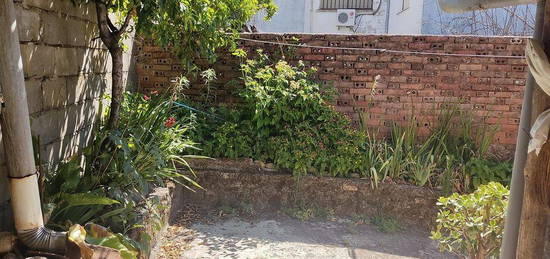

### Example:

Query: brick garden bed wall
xmin=136 ymin=33 xmax=529 ymax=154
xmin=172 ymin=159 xmax=440 ymax=229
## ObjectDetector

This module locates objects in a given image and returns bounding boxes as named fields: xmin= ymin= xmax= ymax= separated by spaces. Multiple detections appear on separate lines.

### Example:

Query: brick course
xmin=136 ymin=33 xmax=529 ymax=154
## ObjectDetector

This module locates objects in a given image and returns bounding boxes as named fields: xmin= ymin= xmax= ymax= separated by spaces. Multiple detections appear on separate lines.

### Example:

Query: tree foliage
xmin=137 ymin=0 xmax=277 ymax=67
xmin=76 ymin=0 xmax=277 ymax=128
xmin=98 ymin=0 xmax=277 ymax=70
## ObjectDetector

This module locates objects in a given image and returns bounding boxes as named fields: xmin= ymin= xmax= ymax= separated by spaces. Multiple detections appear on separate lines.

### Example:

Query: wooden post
xmin=516 ymin=1 xmax=550 ymax=257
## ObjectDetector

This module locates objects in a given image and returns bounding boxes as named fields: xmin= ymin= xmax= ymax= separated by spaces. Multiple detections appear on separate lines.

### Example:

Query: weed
xmin=371 ymin=214 xmax=402 ymax=233
xmin=217 ymin=205 xmax=238 ymax=217
xmin=281 ymin=201 xmax=333 ymax=221
xmin=350 ymin=214 xmax=370 ymax=225
xmin=239 ymin=202 xmax=255 ymax=216
xmin=282 ymin=207 xmax=315 ymax=222
xmin=313 ymin=207 xmax=335 ymax=220
xmin=345 ymin=222 xmax=359 ymax=235
xmin=216 ymin=202 xmax=255 ymax=218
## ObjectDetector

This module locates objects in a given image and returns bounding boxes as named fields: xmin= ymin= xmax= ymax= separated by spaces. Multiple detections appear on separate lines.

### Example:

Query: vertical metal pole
xmin=0 ymin=0 xmax=66 ymax=253
xmin=516 ymin=0 xmax=550 ymax=255
xmin=0 ymin=0 xmax=37 ymax=179
xmin=500 ymin=2 xmax=546 ymax=258
xmin=0 ymin=0 xmax=44 ymax=235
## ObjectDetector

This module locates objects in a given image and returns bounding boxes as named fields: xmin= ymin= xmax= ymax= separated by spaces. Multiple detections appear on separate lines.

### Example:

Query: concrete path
xmin=156 ymin=214 xmax=454 ymax=259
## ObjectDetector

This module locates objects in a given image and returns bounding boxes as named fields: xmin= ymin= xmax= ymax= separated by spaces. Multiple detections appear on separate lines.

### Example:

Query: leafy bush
xmin=44 ymin=92 xmax=199 ymax=243
xmin=265 ymin=121 xmax=368 ymax=177
xmin=238 ymin=52 xmax=335 ymax=138
xmin=188 ymin=108 xmax=258 ymax=159
xmin=206 ymin=121 xmax=254 ymax=159
xmin=191 ymin=50 xmax=369 ymax=177
xmin=431 ymin=182 xmax=509 ymax=259
xmin=464 ymin=158 xmax=512 ymax=192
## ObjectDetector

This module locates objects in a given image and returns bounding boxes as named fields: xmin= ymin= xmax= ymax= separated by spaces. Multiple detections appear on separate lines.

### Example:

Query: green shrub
xmin=431 ymin=182 xmax=509 ymax=259
xmin=238 ymin=51 xmax=335 ymax=138
xmin=206 ymin=121 xmax=254 ymax=159
xmin=44 ymin=92 xmax=199 ymax=236
xmin=464 ymin=158 xmax=512 ymax=192
xmin=192 ymin=50 xmax=368 ymax=177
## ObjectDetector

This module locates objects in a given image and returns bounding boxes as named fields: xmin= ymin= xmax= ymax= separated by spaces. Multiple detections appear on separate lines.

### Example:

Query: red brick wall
xmin=136 ymin=34 xmax=529 ymax=153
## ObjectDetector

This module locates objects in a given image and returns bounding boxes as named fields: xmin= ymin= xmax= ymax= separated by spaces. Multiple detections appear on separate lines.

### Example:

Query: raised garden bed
xmin=130 ymin=187 xmax=172 ymax=259
xmin=173 ymin=159 xmax=441 ymax=229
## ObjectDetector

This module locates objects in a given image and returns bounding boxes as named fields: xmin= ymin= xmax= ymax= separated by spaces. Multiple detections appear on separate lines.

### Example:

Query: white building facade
xmin=249 ymin=0 xmax=424 ymax=34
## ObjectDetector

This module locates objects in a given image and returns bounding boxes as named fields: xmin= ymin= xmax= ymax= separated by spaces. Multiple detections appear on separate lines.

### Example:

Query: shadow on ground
xmin=154 ymin=211 xmax=455 ymax=259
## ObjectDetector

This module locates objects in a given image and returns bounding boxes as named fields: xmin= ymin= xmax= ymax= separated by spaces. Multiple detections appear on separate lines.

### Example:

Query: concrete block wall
xmin=136 ymin=33 xmax=528 ymax=156
xmin=0 ymin=0 xmax=135 ymax=231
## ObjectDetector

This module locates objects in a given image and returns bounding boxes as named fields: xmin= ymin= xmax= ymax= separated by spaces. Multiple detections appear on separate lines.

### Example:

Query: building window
xmin=402 ymin=0 xmax=410 ymax=11
xmin=320 ymin=0 xmax=374 ymax=10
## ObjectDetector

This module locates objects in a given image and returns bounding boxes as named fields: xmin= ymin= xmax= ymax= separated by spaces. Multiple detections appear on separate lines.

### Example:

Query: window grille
xmin=320 ymin=0 xmax=374 ymax=10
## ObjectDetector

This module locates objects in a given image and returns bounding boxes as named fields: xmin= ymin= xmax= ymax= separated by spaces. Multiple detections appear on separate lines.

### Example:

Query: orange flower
xmin=143 ymin=95 xmax=151 ymax=101
xmin=164 ymin=117 xmax=176 ymax=128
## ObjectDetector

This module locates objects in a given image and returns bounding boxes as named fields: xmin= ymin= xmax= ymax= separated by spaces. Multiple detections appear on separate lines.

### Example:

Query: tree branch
xmin=106 ymin=16 xmax=118 ymax=33
xmin=503 ymin=7 xmax=535 ymax=31
xmin=95 ymin=1 xmax=117 ymax=50
xmin=115 ymin=9 xmax=134 ymax=37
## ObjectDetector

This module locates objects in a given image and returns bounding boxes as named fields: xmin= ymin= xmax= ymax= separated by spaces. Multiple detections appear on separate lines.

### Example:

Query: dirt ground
xmin=152 ymin=208 xmax=454 ymax=259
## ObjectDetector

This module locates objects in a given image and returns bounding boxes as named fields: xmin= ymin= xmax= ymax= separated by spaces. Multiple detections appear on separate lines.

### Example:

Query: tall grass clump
xmin=357 ymin=103 xmax=511 ymax=193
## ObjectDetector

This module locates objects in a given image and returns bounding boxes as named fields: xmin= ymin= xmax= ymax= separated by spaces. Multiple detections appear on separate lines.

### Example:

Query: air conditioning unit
xmin=336 ymin=9 xmax=356 ymax=27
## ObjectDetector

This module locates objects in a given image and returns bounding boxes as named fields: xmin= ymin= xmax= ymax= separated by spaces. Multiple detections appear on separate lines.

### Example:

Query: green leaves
xmin=192 ymin=51 xmax=369 ymax=177
xmin=431 ymin=182 xmax=509 ymax=258
xmin=86 ymin=234 xmax=138 ymax=259
xmin=61 ymin=193 xmax=120 ymax=208
xmin=44 ymin=91 xmax=200 ymax=255
xmin=47 ymin=192 xmax=119 ymax=227
xmin=465 ymin=158 xmax=512 ymax=191
xmin=136 ymin=0 xmax=277 ymax=71
xmin=85 ymin=223 xmax=139 ymax=259
xmin=239 ymin=52 xmax=332 ymax=138
xmin=208 ymin=121 xmax=254 ymax=159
